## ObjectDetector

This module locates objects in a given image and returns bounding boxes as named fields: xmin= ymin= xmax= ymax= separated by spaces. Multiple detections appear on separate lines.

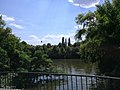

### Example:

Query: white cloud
xmin=0 ymin=14 xmax=24 ymax=29
xmin=68 ymin=0 xmax=100 ymax=8
xmin=27 ymin=35 xmax=42 ymax=45
xmin=29 ymin=35 xmax=39 ymax=40
xmin=9 ymin=23 xmax=23 ymax=29
xmin=0 ymin=14 xmax=15 ymax=22
xmin=26 ymin=33 xmax=75 ymax=45
xmin=68 ymin=0 xmax=73 ymax=3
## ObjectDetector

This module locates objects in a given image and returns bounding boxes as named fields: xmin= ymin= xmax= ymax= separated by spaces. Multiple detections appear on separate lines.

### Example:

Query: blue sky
xmin=0 ymin=0 xmax=104 ymax=45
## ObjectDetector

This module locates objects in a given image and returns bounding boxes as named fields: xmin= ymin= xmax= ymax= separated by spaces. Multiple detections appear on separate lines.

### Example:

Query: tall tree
xmin=62 ymin=37 xmax=64 ymax=45
xmin=75 ymin=0 xmax=120 ymax=77
xmin=68 ymin=38 xmax=71 ymax=46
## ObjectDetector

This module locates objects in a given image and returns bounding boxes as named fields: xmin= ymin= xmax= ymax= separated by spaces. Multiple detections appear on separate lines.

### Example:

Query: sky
xmin=0 ymin=0 xmax=104 ymax=45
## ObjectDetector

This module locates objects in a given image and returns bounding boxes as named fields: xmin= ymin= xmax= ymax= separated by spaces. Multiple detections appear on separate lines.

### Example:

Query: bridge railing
xmin=0 ymin=72 xmax=120 ymax=90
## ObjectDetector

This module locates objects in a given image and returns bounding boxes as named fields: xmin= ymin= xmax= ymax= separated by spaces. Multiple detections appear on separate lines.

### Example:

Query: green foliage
xmin=0 ymin=48 xmax=10 ymax=71
xmin=46 ymin=43 xmax=80 ymax=59
xmin=75 ymin=0 xmax=120 ymax=76
xmin=0 ymin=16 xmax=54 ymax=73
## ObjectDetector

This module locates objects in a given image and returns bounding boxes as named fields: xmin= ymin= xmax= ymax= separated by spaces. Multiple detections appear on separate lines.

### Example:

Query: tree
xmin=0 ymin=15 xmax=54 ymax=72
xmin=60 ymin=47 xmax=66 ymax=59
xmin=62 ymin=37 xmax=64 ymax=45
xmin=113 ymin=0 xmax=120 ymax=10
xmin=75 ymin=0 xmax=120 ymax=76
xmin=47 ymin=43 xmax=51 ymax=48
xmin=62 ymin=37 xmax=66 ymax=47
xmin=0 ymin=48 xmax=10 ymax=71
xmin=58 ymin=43 xmax=62 ymax=47
xmin=68 ymin=38 xmax=71 ymax=46
xmin=65 ymin=46 xmax=72 ymax=58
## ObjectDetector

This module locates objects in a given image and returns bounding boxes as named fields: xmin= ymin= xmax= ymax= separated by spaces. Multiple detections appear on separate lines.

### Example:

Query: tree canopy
xmin=75 ymin=0 xmax=120 ymax=76
xmin=0 ymin=16 xmax=55 ymax=72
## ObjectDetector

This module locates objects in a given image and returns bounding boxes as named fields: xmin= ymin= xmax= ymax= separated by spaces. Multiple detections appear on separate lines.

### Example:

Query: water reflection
xmin=31 ymin=59 xmax=96 ymax=90
xmin=53 ymin=59 xmax=96 ymax=74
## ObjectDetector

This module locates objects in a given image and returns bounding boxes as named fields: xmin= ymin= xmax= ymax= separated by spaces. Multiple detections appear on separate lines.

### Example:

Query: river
xmin=53 ymin=59 xmax=96 ymax=75
xmin=31 ymin=59 xmax=96 ymax=90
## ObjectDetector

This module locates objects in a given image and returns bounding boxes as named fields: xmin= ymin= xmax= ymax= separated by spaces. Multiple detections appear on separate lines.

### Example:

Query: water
xmin=46 ymin=59 xmax=96 ymax=90
xmin=53 ymin=59 xmax=96 ymax=75
xmin=31 ymin=59 xmax=96 ymax=90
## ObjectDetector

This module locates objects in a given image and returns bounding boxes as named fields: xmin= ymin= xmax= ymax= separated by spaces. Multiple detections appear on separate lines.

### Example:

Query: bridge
xmin=0 ymin=72 xmax=120 ymax=90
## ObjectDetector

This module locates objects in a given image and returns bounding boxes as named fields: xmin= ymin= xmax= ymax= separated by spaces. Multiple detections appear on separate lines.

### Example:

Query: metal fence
xmin=0 ymin=72 xmax=120 ymax=90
